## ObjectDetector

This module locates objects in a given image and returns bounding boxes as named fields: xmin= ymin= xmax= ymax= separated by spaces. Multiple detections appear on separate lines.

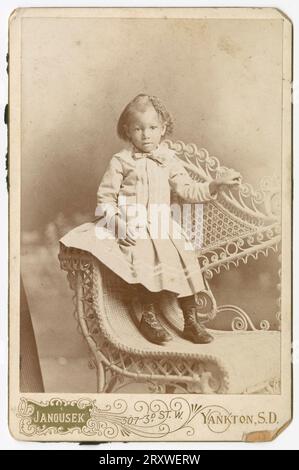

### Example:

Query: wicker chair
xmin=59 ymin=140 xmax=281 ymax=394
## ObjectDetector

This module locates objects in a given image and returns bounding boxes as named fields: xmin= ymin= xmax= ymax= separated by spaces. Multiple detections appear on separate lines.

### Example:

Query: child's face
xmin=125 ymin=106 xmax=166 ymax=153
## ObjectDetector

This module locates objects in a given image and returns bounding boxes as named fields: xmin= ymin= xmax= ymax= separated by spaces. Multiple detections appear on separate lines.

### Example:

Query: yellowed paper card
xmin=9 ymin=7 xmax=292 ymax=442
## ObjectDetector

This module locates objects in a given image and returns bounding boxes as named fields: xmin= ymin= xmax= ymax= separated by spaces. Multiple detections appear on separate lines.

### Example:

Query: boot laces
xmin=143 ymin=307 xmax=161 ymax=328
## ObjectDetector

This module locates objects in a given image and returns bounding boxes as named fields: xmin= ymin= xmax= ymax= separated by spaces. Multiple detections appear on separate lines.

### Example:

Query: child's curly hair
xmin=117 ymin=94 xmax=174 ymax=141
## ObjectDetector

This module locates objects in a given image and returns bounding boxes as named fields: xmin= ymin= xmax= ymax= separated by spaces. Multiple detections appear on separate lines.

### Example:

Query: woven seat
xmin=59 ymin=140 xmax=281 ymax=394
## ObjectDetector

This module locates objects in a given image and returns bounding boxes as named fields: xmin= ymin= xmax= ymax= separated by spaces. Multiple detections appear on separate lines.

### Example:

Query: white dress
xmin=60 ymin=142 xmax=216 ymax=297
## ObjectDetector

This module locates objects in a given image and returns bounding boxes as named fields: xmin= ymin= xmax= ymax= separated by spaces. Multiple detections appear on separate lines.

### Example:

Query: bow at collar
xmin=132 ymin=146 xmax=166 ymax=166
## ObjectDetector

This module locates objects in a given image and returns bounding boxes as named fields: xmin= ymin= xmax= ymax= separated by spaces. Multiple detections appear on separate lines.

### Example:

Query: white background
xmin=0 ymin=0 xmax=297 ymax=450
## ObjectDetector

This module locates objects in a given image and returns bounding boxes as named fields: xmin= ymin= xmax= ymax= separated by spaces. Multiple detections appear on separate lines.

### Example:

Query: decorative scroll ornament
xmin=17 ymin=397 xmax=205 ymax=439
xmin=17 ymin=393 xmax=281 ymax=439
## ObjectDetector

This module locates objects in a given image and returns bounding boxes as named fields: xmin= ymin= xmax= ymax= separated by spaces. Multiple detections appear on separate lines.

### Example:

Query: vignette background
xmin=21 ymin=16 xmax=282 ymax=391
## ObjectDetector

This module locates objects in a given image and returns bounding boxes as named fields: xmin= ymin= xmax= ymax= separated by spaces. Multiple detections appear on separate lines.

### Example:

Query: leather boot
xmin=182 ymin=307 xmax=214 ymax=344
xmin=139 ymin=304 xmax=172 ymax=345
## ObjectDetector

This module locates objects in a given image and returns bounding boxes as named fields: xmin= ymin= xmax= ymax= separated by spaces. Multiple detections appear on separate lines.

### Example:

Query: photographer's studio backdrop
xmin=20 ymin=17 xmax=282 ymax=392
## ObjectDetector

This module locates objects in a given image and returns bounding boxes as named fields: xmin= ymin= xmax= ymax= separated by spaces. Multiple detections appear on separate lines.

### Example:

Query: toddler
xmin=61 ymin=94 xmax=241 ymax=345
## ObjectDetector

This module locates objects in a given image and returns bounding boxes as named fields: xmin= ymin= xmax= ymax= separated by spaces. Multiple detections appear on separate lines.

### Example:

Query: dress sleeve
xmin=168 ymin=158 xmax=217 ymax=203
xmin=95 ymin=156 xmax=123 ymax=223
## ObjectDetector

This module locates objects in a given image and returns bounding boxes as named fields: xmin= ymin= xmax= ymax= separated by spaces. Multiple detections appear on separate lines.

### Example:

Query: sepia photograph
xmin=8 ymin=7 xmax=292 ymax=441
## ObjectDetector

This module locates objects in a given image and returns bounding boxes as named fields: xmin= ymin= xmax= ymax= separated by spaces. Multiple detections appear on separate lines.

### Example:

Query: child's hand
xmin=217 ymin=169 xmax=242 ymax=187
xmin=209 ymin=169 xmax=242 ymax=195
xmin=114 ymin=216 xmax=137 ymax=246
xmin=120 ymin=225 xmax=137 ymax=247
